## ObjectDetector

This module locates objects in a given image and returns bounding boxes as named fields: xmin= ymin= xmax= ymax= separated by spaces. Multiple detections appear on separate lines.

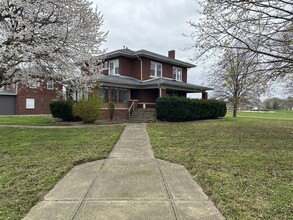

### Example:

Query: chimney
xmin=168 ymin=50 xmax=175 ymax=59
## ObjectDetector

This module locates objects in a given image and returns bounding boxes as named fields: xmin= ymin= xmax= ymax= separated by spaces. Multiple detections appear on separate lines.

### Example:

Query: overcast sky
xmin=92 ymin=0 xmax=286 ymax=99
xmin=93 ymin=0 xmax=206 ymax=90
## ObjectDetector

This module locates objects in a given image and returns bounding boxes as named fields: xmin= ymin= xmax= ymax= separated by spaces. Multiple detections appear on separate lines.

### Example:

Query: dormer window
xmin=150 ymin=61 xmax=162 ymax=77
xmin=173 ymin=67 xmax=182 ymax=81
xmin=109 ymin=59 xmax=119 ymax=75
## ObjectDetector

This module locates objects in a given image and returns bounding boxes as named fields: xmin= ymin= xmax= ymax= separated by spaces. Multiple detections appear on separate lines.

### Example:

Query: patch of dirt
xmin=0 ymin=153 xmax=11 ymax=160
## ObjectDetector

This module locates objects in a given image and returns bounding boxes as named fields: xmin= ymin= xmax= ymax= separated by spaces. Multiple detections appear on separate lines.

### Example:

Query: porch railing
xmin=128 ymin=100 xmax=138 ymax=119
xmin=137 ymin=102 xmax=156 ymax=109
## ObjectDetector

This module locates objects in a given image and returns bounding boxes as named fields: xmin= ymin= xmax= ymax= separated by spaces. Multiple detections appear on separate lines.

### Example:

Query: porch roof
xmin=97 ymin=75 xmax=212 ymax=93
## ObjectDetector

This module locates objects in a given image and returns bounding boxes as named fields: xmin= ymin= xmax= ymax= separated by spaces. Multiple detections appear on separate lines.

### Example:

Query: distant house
xmin=0 ymin=79 xmax=62 ymax=115
xmin=95 ymin=48 xmax=212 ymax=120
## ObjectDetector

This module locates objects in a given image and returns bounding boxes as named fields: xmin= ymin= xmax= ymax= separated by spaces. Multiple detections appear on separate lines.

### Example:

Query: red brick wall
xmin=119 ymin=56 xmax=133 ymax=76
xmin=141 ymin=58 xmax=151 ymax=81
xmin=141 ymin=89 xmax=159 ymax=103
xmin=16 ymin=82 xmax=62 ymax=115
xmin=182 ymin=68 xmax=187 ymax=83
xmin=160 ymin=63 xmax=187 ymax=83
xmin=130 ymin=89 xmax=159 ymax=103
xmin=105 ymin=57 xmax=188 ymax=83
xmin=119 ymin=57 xmax=143 ymax=80
xmin=101 ymin=108 xmax=129 ymax=121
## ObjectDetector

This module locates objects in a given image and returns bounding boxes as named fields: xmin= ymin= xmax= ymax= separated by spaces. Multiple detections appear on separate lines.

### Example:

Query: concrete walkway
xmin=23 ymin=124 xmax=224 ymax=220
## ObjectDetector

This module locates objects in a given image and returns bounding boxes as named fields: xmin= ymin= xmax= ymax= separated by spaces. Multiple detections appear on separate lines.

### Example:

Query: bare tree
xmin=208 ymin=48 xmax=265 ymax=117
xmin=189 ymin=0 xmax=293 ymax=80
xmin=0 ymin=0 xmax=107 ymax=90
xmin=283 ymin=76 xmax=293 ymax=96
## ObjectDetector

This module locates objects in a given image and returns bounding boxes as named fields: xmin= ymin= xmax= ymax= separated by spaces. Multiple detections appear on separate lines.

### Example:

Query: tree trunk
xmin=233 ymin=103 xmax=238 ymax=117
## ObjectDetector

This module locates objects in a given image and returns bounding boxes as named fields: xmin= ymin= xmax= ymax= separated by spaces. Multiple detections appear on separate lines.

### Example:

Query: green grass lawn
xmin=0 ymin=125 xmax=125 ymax=220
xmin=0 ymin=115 xmax=56 ymax=126
xmin=227 ymin=110 xmax=293 ymax=120
xmin=147 ymin=111 xmax=293 ymax=219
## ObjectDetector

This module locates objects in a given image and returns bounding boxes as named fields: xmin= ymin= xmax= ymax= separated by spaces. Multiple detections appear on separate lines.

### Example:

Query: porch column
xmin=202 ymin=91 xmax=208 ymax=99
xmin=159 ymin=88 xmax=167 ymax=97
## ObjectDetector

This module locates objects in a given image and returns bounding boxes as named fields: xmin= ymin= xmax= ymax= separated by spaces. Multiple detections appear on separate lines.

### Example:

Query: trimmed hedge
xmin=49 ymin=100 xmax=80 ymax=121
xmin=156 ymin=97 xmax=227 ymax=122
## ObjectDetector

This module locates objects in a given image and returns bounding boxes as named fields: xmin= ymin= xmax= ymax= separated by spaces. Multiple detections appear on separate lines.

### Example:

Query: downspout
xmin=136 ymin=55 xmax=143 ymax=81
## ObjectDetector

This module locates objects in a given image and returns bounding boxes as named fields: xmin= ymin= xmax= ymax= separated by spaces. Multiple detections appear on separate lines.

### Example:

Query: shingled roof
xmin=103 ymin=49 xmax=196 ymax=68
xmin=97 ymin=75 xmax=212 ymax=93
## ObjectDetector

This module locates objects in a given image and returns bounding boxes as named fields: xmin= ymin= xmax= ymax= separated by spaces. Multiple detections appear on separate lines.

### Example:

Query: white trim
xmin=145 ymin=76 xmax=183 ymax=82
xmin=101 ymin=108 xmax=129 ymax=110
xmin=109 ymin=59 xmax=119 ymax=75
xmin=26 ymin=98 xmax=35 ymax=109
xmin=47 ymin=80 xmax=54 ymax=90
xmin=173 ymin=67 xmax=182 ymax=81
xmin=0 ymin=93 xmax=17 ymax=96
xmin=150 ymin=61 xmax=162 ymax=78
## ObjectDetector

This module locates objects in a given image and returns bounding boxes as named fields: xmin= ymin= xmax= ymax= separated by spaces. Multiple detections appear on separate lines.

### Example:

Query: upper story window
xmin=109 ymin=59 xmax=119 ymax=75
xmin=47 ymin=80 xmax=54 ymax=90
xmin=173 ymin=67 xmax=182 ymax=81
xmin=150 ymin=61 xmax=162 ymax=77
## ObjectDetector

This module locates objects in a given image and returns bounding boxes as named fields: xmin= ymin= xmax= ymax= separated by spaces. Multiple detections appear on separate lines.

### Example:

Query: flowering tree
xmin=0 ymin=0 xmax=107 ymax=91
xmin=189 ymin=0 xmax=293 ymax=80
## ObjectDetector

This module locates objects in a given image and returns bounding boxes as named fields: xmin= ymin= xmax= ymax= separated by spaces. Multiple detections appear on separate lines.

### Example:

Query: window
xmin=0 ymin=86 xmax=3 ymax=92
xmin=26 ymin=98 xmax=35 ymax=109
xmin=109 ymin=59 xmax=119 ymax=75
xmin=150 ymin=61 xmax=162 ymax=77
xmin=99 ymin=87 xmax=129 ymax=103
xmin=70 ymin=89 xmax=88 ymax=101
xmin=110 ymin=88 xmax=118 ymax=102
xmin=119 ymin=89 xmax=129 ymax=103
xmin=47 ymin=80 xmax=54 ymax=90
xmin=99 ymin=87 xmax=109 ymax=102
xmin=173 ymin=67 xmax=182 ymax=81
xmin=29 ymin=80 xmax=39 ymax=89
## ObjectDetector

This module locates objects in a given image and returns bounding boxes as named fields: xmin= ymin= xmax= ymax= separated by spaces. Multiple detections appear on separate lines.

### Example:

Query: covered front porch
xmin=97 ymin=77 xmax=212 ymax=121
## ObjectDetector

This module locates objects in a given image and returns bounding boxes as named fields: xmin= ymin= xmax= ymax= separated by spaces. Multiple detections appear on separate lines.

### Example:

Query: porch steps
xmin=128 ymin=108 xmax=157 ymax=123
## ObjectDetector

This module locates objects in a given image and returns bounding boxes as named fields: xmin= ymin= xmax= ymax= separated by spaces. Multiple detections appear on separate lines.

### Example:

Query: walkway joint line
xmin=156 ymin=159 xmax=180 ymax=220
xmin=71 ymin=160 xmax=107 ymax=220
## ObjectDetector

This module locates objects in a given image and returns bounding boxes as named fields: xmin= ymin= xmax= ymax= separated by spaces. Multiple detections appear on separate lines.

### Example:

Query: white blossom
xmin=0 ymin=0 xmax=107 ymax=89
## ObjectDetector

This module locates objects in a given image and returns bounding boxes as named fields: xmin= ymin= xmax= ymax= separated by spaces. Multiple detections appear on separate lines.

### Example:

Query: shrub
xmin=156 ymin=97 xmax=227 ymax=122
xmin=73 ymin=94 xmax=102 ymax=123
xmin=108 ymin=102 xmax=115 ymax=121
xmin=49 ymin=100 xmax=79 ymax=121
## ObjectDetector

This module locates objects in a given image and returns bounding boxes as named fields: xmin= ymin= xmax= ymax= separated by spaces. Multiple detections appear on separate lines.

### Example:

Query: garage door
xmin=0 ymin=95 xmax=16 ymax=115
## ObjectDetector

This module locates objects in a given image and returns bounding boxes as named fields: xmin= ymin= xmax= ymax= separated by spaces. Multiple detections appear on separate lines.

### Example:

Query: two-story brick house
xmin=97 ymin=48 xmax=212 ymax=120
